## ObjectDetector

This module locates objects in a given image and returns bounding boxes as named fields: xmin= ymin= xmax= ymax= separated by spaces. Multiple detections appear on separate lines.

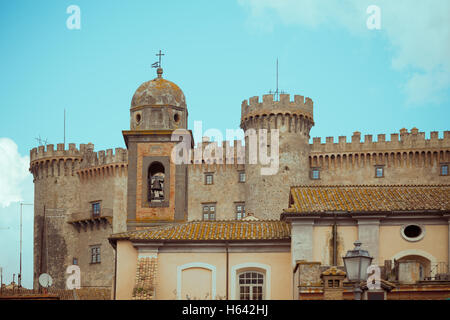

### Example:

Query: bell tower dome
xmin=130 ymin=67 xmax=188 ymax=130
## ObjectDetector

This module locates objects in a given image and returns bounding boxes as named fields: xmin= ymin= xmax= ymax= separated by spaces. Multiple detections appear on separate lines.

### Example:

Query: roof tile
xmin=111 ymin=220 xmax=290 ymax=241
xmin=285 ymin=185 xmax=450 ymax=214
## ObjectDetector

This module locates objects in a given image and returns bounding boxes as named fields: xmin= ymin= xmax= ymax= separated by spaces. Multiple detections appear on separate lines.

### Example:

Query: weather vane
xmin=152 ymin=49 xmax=165 ymax=69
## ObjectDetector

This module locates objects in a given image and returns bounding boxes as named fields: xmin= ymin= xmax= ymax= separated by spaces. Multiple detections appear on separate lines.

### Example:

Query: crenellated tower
xmin=240 ymin=93 xmax=314 ymax=219
xmin=29 ymin=143 xmax=129 ymax=290
xmin=29 ymin=143 xmax=83 ymax=289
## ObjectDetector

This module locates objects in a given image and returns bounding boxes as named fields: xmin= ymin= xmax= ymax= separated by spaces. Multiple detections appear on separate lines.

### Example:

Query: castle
xmin=29 ymin=66 xmax=450 ymax=299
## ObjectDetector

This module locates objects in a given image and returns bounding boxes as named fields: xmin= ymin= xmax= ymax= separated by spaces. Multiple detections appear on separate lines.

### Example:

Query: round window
xmin=135 ymin=113 xmax=142 ymax=124
xmin=401 ymin=224 xmax=424 ymax=242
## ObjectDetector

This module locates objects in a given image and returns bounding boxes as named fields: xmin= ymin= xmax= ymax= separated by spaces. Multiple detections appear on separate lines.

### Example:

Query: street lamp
xmin=19 ymin=202 xmax=33 ymax=288
xmin=343 ymin=240 xmax=373 ymax=300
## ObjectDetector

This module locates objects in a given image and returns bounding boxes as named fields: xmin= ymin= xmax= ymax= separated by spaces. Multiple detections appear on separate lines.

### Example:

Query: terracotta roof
xmin=110 ymin=220 xmax=290 ymax=241
xmin=285 ymin=185 xmax=450 ymax=214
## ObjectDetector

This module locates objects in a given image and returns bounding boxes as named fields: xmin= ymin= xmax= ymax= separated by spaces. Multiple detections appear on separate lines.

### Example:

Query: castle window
xmin=311 ymin=168 xmax=320 ymax=180
xmin=92 ymin=202 xmax=101 ymax=217
xmin=236 ymin=204 xmax=246 ymax=220
xmin=148 ymin=162 xmax=165 ymax=202
xmin=238 ymin=271 xmax=264 ymax=300
xmin=205 ymin=173 xmax=214 ymax=185
xmin=441 ymin=164 xmax=448 ymax=176
xmin=90 ymin=246 xmax=101 ymax=264
xmin=375 ymin=166 xmax=384 ymax=178
xmin=239 ymin=171 xmax=246 ymax=183
xmin=202 ymin=204 xmax=216 ymax=220
xmin=73 ymin=258 xmax=78 ymax=265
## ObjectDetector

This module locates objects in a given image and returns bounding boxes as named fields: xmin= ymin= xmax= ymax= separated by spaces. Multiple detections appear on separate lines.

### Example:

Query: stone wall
xmin=187 ymin=163 xmax=246 ymax=220
xmin=309 ymin=128 xmax=450 ymax=185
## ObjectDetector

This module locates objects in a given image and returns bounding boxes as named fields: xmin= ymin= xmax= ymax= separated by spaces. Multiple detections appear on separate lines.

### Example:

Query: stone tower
xmin=29 ymin=143 xmax=83 ymax=289
xmin=240 ymin=94 xmax=314 ymax=219
xmin=124 ymin=67 xmax=191 ymax=230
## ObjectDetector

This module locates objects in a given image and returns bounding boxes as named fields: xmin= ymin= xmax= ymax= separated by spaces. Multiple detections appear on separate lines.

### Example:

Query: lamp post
xmin=19 ymin=202 xmax=33 ymax=288
xmin=343 ymin=240 xmax=373 ymax=300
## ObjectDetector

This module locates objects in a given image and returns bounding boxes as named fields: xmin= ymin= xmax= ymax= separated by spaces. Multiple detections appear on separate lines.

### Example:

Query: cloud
xmin=238 ymin=0 xmax=450 ymax=105
xmin=0 ymin=138 xmax=30 ymax=207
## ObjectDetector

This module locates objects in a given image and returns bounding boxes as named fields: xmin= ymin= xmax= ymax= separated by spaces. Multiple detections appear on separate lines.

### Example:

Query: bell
xmin=152 ymin=178 xmax=162 ymax=191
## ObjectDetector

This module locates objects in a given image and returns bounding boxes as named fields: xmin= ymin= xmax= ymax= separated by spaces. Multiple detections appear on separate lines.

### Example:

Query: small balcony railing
xmin=423 ymin=262 xmax=450 ymax=281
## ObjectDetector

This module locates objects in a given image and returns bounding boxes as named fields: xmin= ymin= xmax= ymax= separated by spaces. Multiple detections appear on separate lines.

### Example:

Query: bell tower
xmin=124 ymin=63 xmax=191 ymax=230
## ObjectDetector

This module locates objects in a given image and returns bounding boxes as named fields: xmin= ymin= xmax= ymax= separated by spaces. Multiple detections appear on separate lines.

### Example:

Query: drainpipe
xmin=333 ymin=218 xmax=337 ymax=266
xmin=226 ymin=242 xmax=229 ymax=300
xmin=113 ymin=245 xmax=117 ymax=300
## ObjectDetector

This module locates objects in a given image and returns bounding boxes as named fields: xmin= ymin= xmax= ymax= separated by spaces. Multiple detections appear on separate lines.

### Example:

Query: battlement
xmin=30 ymin=143 xmax=128 ymax=166
xmin=241 ymin=94 xmax=314 ymax=120
xmin=190 ymin=138 xmax=245 ymax=167
xmin=311 ymin=128 xmax=450 ymax=153
xmin=30 ymin=143 xmax=84 ymax=162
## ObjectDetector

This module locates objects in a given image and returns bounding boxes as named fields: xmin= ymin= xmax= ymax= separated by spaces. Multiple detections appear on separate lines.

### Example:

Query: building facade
xmin=30 ymin=67 xmax=450 ymax=299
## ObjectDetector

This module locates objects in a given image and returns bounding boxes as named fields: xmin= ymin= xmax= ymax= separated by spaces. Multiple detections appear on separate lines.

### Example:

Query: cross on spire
xmin=152 ymin=50 xmax=165 ymax=78
xmin=156 ymin=50 xmax=164 ymax=67
xmin=152 ymin=50 xmax=165 ymax=68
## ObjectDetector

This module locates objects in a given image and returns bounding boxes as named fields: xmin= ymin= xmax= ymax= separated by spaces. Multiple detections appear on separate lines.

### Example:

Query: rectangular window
xmin=90 ymin=246 xmax=101 ymax=264
xmin=441 ymin=164 xmax=448 ymax=176
xmin=311 ymin=168 xmax=320 ymax=180
xmin=73 ymin=258 xmax=78 ymax=265
xmin=375 ymin=166 xmax=384 ymax=178
xmin=92 ymin=202 xmax=101 ymax=217
xmin=239 ymin=272 xmax=264 ymax=300
xmin=205 ymin=173 xmax=213 ymax=185
xmin=238 ymin=171 xmax=246 ymax=183
xmin=236 ymin=204 xmax=246 ymax=220
xmin=202 ymin=204 xmax=216 ymax=220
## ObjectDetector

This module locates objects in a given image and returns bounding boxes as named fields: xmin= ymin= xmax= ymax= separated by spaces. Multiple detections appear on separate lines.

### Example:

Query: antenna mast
xmin=276 ymin=58 xmax=279 ymax=100
xmin=268 ymin=58 xmax=284 ymax=101
xmin=64 ymin=109 xmax=66 ymax=146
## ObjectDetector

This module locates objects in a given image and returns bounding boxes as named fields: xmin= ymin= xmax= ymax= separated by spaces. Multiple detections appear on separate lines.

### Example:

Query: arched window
xmin=238 ymin=271 xmax=265 ymax=300
xmin=148 ymin=162 xmax=165 ymax=202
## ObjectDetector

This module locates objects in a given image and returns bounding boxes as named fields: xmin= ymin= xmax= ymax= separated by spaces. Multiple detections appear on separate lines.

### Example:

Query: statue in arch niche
xmin=148 ymin=162 xmax=165 ymax=202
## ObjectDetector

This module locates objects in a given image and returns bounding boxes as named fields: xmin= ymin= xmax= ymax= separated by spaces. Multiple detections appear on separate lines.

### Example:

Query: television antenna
xmin=35 ymin=135 xmax=48 ymax=146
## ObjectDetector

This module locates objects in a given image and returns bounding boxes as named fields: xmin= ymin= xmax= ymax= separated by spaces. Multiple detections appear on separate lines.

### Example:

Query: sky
xmin=0 ymin=0 xmax=449 ymax=289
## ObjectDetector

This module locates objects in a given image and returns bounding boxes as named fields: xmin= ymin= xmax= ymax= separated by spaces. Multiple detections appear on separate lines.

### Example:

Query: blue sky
xmin=0 ymin=0 xmax=449 ymax=288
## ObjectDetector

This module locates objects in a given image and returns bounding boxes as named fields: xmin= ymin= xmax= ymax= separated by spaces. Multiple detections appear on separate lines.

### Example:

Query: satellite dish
xmin=38 ymin=273 xmax=53 ymax=288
